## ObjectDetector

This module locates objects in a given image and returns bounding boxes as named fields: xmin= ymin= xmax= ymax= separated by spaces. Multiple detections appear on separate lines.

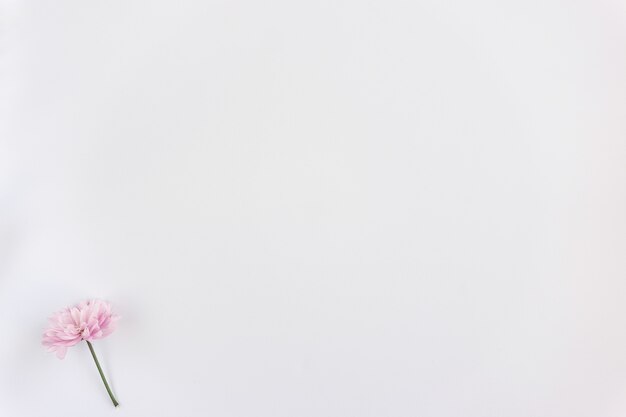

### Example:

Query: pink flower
xmin=42 ymin=299 xmax=119 ymax=359
xmin=42 ymin=299 xmax=121 ymax=406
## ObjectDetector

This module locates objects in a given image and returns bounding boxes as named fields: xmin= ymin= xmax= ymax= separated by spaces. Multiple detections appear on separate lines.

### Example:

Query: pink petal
xmin=55 ymin=347 xmax=67 ymax=359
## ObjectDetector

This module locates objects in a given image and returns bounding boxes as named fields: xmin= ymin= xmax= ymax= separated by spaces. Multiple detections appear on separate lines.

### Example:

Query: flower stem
xmin=86 ymin=340 xmax=119 ymax=407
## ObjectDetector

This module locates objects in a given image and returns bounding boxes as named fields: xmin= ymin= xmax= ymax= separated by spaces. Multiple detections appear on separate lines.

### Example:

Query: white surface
xmin=1 ymin=1 xmax=626 ymax=416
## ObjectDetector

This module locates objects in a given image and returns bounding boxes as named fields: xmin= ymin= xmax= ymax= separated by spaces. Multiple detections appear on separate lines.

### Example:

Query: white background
xmin=1 ymin=1 xmax=626 ymax=416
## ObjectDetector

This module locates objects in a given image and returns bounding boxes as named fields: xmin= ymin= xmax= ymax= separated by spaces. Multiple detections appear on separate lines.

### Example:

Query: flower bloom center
xmin=79 ymin=326 xmax=88 ymax=338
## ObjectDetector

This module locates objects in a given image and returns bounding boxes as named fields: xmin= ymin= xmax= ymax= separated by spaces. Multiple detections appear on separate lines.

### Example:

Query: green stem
xmin=86 ymin=340 xmax=119 ymax=407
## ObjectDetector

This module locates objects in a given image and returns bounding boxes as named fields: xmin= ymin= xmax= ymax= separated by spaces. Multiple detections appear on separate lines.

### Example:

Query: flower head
xmin=42 ymin=299 xmax=119 ymax=359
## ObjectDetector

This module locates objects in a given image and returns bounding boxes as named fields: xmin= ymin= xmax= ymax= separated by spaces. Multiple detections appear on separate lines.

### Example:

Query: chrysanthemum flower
xmin=42 ymin=299 xmax=118 ymax=359
xmin=42 ymin=299 xmax=120 ymax=406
